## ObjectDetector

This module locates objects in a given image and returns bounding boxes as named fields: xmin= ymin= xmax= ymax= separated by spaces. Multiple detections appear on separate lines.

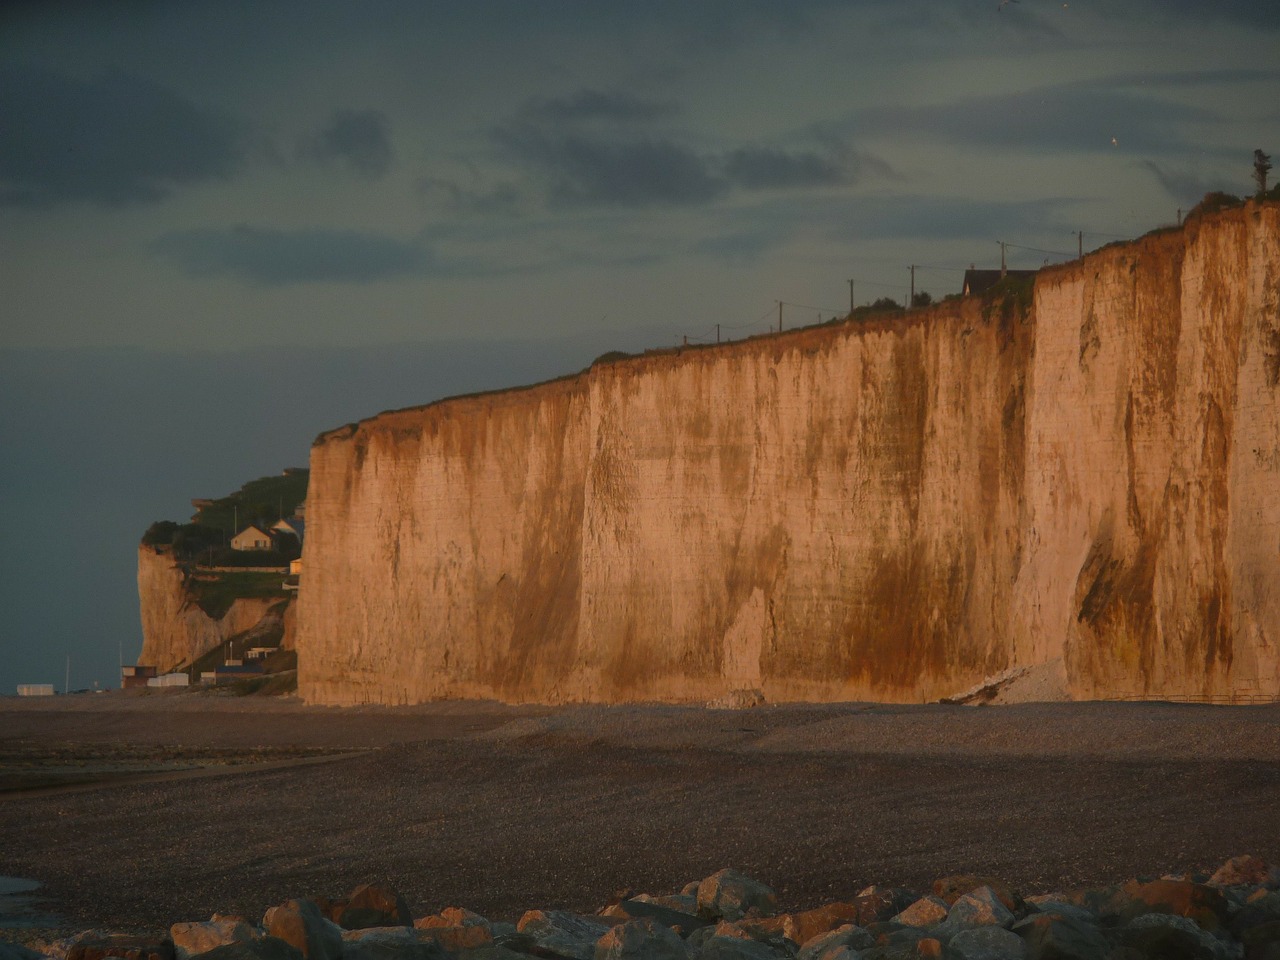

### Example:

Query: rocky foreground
xmin=8 ymin=856 xmax=1280 ymax=960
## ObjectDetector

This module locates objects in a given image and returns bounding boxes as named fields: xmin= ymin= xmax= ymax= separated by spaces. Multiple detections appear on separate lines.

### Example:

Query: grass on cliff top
xmin=188 ymin=570 xmax=288 ymax=619
xmin=191 ymin=470 xmax=309 ymax=534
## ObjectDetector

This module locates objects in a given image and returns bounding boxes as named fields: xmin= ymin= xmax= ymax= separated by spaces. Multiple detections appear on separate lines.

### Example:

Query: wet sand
xmin=0 ymin=692 xmax=1277 ymax=935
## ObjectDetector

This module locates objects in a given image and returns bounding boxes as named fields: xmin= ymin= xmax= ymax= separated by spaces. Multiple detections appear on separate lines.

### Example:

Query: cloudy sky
xmin=2 ymin=0 xmax=1277 ymax=693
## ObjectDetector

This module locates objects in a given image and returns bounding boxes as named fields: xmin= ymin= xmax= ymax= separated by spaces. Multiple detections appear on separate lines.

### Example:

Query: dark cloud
xmin=491 ymin=106 xmax=889 ymax=209
xmin=821 ymin=195 xmax=1077 ymax=244
xmin=0 ymin=65 xmax=245 ymax=207
xmin=152 ymin=225 xmax=428 ymax=284
xmin=495 ymin=123 xmax=725 ymax=207
xmin=1125 ymin=0 xmax=1280 ymax=31
xmin=1138 ymin=161 xmax=1226 ymax=205
xmin=300 ymin=109 xmax=393 ymax=179
xmin=857 ymin=85 xmax=1217 ymax=155
xmin=721 ymin=146 xmax=891 ymax=190
xmin=522 ymin=89 xmax=676 ymax=124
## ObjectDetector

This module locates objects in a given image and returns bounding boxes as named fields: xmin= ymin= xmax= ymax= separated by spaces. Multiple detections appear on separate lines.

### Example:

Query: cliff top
xmin=315 ymin=197 xmax=1278 ymax=450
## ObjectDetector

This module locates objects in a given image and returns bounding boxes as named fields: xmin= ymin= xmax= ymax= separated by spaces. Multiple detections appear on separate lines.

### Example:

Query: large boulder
xmin=1210 ymin=855 xmax=1273 ymax=888
xmin=945 ymin=888 xmax=1015 ymax=930
xmin=340 ymin=929 xmax=443 ymax=960
xmin=1240 ymin=921 xmax=1280 ymax=960
xmin=1233 ymin=892 xmax=1280 ymax=938
xmin=171 ymin=919 xmax=261 ymax=959
xmin=196 ymin=941 xmax=303 ymax=960
xmin=594 ymin=918 xmax=688 ymax=960
xmin=778 ymin=901 xmax=860 ymax=947
xmin=932 ymin=878 xmax=1019 ymax=914
xmin=947 ymin=927 xmax=1026 ymax=960
xmin=696 ymin=937 xmax=788 ymax=960
xmin=849 ymin=888 xmax=915 ymax=927
xmin=696 ymin=871 xmax=778 ymax=923
xmin=1119 ymin=913 xmax=1231 ymax=960
xmin=892 ymin=897 xmax=949 ymax=929
xmin=611 ymin=900 xmax=709 ymax=933
xmin=67 ymin=936 xmax=175 ymax=960
xmin=795 ymin=923 xmax=875 ymax=960
xmin=263 ymin=900 xmax=343 ymax=960
xmin=340 ymin=884 xmax=413 ymax=930
xmin=1111 ymin=879 xmax=1231 ymax=931
xmin=517 ymin=911 xmax=616 ymax=960
xmin=1011 ymin=914 xmax=1109 ymax=960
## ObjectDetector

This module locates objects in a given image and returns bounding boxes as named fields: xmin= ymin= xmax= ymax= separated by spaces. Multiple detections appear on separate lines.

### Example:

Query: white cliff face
xmin=1017 ymin=205 xmax=1280 ymax=699
xmin=297 ymin=203 xmax=1280 ymax=706
xmin=136 ymin=546 xmax=289 ymax=671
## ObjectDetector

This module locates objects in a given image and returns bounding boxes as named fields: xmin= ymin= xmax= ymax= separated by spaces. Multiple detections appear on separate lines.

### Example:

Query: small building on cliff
xmin=231 ymin=524 xmax=273 ymax=551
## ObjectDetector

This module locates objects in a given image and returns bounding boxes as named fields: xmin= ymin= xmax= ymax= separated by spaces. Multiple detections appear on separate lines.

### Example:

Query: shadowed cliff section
xmin=297 ymin=202 xmax=1280 ymax=706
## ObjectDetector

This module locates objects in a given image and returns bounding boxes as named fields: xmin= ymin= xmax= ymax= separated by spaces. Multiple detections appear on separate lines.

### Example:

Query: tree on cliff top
xmin=1255 ymin=149 xmax=1272 ymax=196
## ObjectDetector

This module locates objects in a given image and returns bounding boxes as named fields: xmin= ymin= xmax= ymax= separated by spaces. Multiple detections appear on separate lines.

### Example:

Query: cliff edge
xmin=297 ymin=202 xmax=1280 ymax=705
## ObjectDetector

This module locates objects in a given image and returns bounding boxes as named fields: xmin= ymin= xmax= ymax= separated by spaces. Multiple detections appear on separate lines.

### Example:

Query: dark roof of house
xmin=273 ymin=518 xmax=305 ymax=540
xmin=962 ymin=268 xmax=1038 ymax=297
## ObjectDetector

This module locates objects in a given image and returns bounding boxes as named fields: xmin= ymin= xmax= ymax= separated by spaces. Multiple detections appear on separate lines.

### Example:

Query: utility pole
xmin=65 ymin=655 xmax=70 ymax=695
xmin=716 ymin=323 xmax=720 ymax=343
xmin=778 ymin=301 xmax=783 ymax=332
xmin=848 ymin=279 xmax=855 ymax=315
xmin=1076 ymin=231 xmax=1083 ymax=258
xmin=999 ymin=241 xmax=1007 ymax=278
xmin=909 ymin=265 xmax=916 ymax=309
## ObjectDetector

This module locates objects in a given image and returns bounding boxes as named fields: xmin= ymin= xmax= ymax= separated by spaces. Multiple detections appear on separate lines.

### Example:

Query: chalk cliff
xmin=297 ymin=202 xmax=1280 ymax=705
xmin=137 ymin=546 xmax=294 ymax=672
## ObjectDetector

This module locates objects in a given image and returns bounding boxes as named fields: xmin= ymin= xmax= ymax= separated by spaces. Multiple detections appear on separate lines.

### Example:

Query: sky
xmin=2 ymin=0 xmax=1277 ymax=694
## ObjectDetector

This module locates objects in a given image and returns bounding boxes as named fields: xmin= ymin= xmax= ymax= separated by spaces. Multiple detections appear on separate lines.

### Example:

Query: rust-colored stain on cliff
xmin=295 ymin=202 xmax=1280 ymax=706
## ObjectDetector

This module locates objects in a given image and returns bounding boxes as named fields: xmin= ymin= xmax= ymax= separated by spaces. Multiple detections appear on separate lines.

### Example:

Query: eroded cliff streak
xmin=137 ymin=547 xmax=293 ymax=672
xmin=297 ymin=204 xmax=1280 ymax=705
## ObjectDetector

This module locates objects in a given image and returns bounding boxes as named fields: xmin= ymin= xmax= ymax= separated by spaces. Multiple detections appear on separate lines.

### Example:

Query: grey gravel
xmin=0 ymin=696 xmax=1277 ymax=938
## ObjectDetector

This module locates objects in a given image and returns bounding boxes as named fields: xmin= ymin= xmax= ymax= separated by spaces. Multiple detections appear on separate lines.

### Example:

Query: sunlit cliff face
xmin=290 ymin=203 xmax=1280 ymax=707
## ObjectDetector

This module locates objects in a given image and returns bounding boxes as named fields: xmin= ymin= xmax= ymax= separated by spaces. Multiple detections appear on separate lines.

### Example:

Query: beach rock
xmin=696 ymin=870 xmax=778 ymax=922
xmin=632 ymin=895 xmax=699 ymax=917
xmin=1240 ymin=921 xmax=1280 ymax=959
xmin=855 ymin=939 xmax=935 ymax=960
xmin=751 ymin=904 xmax=858 ymax=946
xmin=1233 ymin=892 xmax=1280 ymax=938
xmin=340 ymin=929 xmax=442 ymax=960
xmin=1011 ymin=914 xmax=1109 ymax=960
xmin=517 ymin=910 xmax=615 ymax=960
xmin=851 ymin=888 xmax=916 ymax=927
xmin=67 ymin=935 xmax=175 ymax=960
xmin=171 ymin=919 xmax=261 ymax=959
xmin=1020 ymin=899 xmax=1095 ymax=925
xmin=413 ymin=909 xmax=495 ymax=952
xmin=1112 ymin=879 xmax=1230 ymax=930
xmin=795 ymin=923 xmax=875 ymax=960
xmin=947 ymin=927 xmax=1027 ymax=960
xmin=893 ymin=897 xmax=949 ymax=928
xmin=194 ymin=940 xmax=303 ymax=960
xmin=612 ymin=899 xmax=709 ymax=932
xmin=1120 ymin=912 xmax=1232 ymax=959
xmin=594 ymin=918 xmax=688 ymax=960
xmin=945 ymin=888 xmax=1015 ymax=929
xmin=263 ymin=900 xmax=343 ymax=960
xmin=339 ymin=884 xmax=412 ymax=930
xmin=932 ymin=878 xmax=1018 ymax=913
xmin=778 ymin=901 xmax=860 ymax=947
xmin=696 ymin=936 xmax=787 ymax=960
xmin=1210 ymin=856 xmax=1272 ymax=888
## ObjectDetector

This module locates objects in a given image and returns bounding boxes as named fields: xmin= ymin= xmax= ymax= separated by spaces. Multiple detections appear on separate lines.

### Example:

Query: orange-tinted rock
xmin=1113 ymin=879 xmax=1230 ymax=931
xmin=68 ymin=936 xmax=175 ymax=960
